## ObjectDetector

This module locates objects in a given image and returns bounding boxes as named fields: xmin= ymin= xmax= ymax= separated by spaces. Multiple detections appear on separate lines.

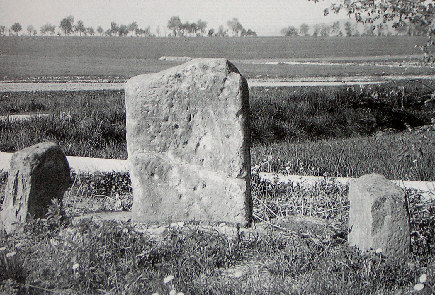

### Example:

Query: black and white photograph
xmin=0 ymin=0 xmax=434 ymax=294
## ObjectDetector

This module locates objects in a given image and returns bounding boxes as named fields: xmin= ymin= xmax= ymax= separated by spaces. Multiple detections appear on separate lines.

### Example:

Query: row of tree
xmin=0 ymin=16 xmax=258 ymax=37
xmin=167 ymin=17 xmax=256 ymax=37
xmin=281 ymin=20 xmax=430 ymax=38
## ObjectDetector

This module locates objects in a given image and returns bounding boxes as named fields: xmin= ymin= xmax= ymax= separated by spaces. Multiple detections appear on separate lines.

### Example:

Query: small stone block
xmin=348 ymin=174 xmax=410 ymax=259
xmin=0 ymin=142 xmax=71 ymax=233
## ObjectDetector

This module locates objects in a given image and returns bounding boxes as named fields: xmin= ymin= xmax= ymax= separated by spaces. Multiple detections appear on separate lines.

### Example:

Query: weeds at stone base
xmin=1 ymin=172 xmax=434 ymax=294
xmin=63 ymin=171 xmax=132 ymax=216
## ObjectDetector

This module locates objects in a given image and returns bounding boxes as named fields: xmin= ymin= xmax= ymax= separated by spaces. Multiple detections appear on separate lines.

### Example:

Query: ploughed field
xmin=0 ymin=36 xmax=433 ymax=81
xmin=1 ymin=81 xmax=434 ymax=181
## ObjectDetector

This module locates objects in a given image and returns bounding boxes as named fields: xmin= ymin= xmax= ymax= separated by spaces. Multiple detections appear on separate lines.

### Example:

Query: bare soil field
xmin=1 ymin=36 xmax=432 ymax=81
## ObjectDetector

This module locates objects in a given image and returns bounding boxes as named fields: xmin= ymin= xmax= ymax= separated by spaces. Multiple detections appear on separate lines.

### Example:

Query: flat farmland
xmin=1 ymin=36 xmax=435 ymax=295
xmin=0 ymin=36 xmax=433 ymax=81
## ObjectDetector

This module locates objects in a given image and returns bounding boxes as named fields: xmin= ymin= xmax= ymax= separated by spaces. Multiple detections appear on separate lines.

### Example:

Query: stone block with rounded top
xmin=125 ymin=58 xmax=251 ymax=225
xmin=0 ymin=142 xmax=71 ymax=233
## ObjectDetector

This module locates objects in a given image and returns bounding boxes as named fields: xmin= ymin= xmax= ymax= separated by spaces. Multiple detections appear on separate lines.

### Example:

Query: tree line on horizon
xmin=280 ymin=20 xmax=429 ymax=38
xmin=0 ymin=1 xmax=432 ymax=40
xmin=1 ymin=15 xmax=419 ymax=38
xmin=0 ymin=16 xmax=258 ymax=38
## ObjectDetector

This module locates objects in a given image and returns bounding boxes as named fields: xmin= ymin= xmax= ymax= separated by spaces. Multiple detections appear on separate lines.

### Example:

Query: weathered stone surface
xmin=0 ymin=142 xmax=71 ymax=233
xmin=348 ymin=174 xmax=410 ymax=259
xmin=125 ymin=58 xmax=251 ymax=225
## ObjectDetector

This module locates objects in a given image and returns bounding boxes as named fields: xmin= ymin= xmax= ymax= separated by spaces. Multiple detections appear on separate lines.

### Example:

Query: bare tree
xmin=59 ymin=16 xmax=74 ymax=35
xmin=344 ymin=21 xmax=353 ymax=37
xmin=168 ymin=16 xmax=182 ymax=36
xmin=27 ymin=25 xmax=35 ymax=36
xmin=227 ymin=18 xmax=243 ymax=36
xmin=11 ymin=22 xmax=22 ymax=35
xmin=40 ymin=23 xmax=56 ymax=35
xmin=109 ymin=22 xmax=119 ymax=36
xmin=312 ymin=24 xmax=321 ymax=37
xmin=118 ymin=24 xmax=128 ymax=36
xmin=86 ymin=27 xmax=95 ymax=36
xmin=281 ymin=26 xmax=298 ymax=37
xmin=217 ymin=25 xmax=227 ymax=37
xmin=320 ymin=24 xmax=331 ymax=37
xmin=331 ymin=21 xmax=341 ymax=36
xmin=74 ymin=20 xmax=86 ymax=36
xmin=242 ymin=28 xmax=257 ymax=37
xmin=196 ymin=19 xmax=207 ymax=36
xmin=97 ymin=26 xmax=104 ymax=36
xmin=299 ymin=23 xmax=310 ymax=36
xmin=128 ymin=21 xmax=138 ymax=36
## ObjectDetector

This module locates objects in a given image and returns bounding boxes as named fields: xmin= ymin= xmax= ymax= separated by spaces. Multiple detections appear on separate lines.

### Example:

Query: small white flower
xmin=122 ymin=228 xmax=129 ymax=234
xmin=414 ymin=283 xmax=425 ymax=291
xmin=6 ymin=252 xmax=16 ymax=258
xmin=169 ymin=290 xmax=176 ymax=295
xmin=164 ymin=275 xmax=174 ymax=284
xmin=0 ymin=246 xmax=6 ymax=252
xmin=419 ymin=274 xmax=427 ymax=283
xmin=233 ymin=270 xmax=244 ymax=278
xmin=50 ymin=239 xmax=59 ymax=247
xmin=375 ymin=248 xmax=382 ymax=254
xmin=177 ymin=292 xmax=184 ymax=295
xmin=72 ymin=263 xmax=80 ymax=271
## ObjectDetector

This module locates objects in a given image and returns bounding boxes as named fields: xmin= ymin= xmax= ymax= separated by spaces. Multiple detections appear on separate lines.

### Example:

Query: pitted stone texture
xmin=0 ymin=142 xmax=71 ymax=233
xmin=125 ymin=58 xmax=251 ymax=225
xmin=348 ymin=174 xmax=410 ymax=259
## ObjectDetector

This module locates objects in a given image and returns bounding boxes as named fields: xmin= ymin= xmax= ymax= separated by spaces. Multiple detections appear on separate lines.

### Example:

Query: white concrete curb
xmin=0 ymin=152 xmax=433 ymax=199
xmin=0 ymin=152 xmax=128 ymax=173
xmin=259 ymin=172 xmax=435 ymax=200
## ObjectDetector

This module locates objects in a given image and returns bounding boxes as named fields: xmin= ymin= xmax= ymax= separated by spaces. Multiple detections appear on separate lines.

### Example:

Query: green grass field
xmin=1 ymin=81 xmax=434 ymax=180
xmin=0 ymin=36 xmax=432 ymax=81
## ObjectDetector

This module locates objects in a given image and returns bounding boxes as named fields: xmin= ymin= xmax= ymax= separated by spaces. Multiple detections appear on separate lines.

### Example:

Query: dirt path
xmin=1 ymin=75 xmax=434 ymax=92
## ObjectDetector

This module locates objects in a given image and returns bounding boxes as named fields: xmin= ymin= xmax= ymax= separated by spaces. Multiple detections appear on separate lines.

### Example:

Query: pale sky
xmin=0 ymin=0 xmax=345 ymax=36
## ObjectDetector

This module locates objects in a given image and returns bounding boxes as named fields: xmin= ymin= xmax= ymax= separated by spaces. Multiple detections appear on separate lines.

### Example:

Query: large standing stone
xmin=125 ymin=58 xmax=251 ymax=225
xmin=348 ymin=174 xmax=410 ymax=259
xmin=0 ymin=142 xmax=71 ymax=233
